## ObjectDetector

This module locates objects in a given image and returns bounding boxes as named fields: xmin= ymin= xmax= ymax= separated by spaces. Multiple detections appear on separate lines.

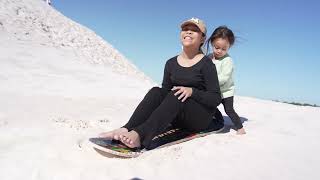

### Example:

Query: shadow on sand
xmin=220 ymin=116 xmax=248 ymax=133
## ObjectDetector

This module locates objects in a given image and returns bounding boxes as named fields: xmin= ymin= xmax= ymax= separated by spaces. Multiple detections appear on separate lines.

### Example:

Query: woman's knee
xmin=147 ymin=87 xmax=161 ymax=95
xmin=144 ymin=87 xmax=163 ymax=99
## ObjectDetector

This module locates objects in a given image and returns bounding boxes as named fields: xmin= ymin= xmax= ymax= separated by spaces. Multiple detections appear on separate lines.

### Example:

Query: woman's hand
xmin=172 ymin=86 xmax=193 ymax=102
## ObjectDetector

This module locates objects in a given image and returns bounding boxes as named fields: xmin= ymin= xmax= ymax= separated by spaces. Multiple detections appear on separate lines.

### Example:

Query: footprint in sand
xmin=51 ymin=117 xmax=110 ymax=130
xmin=0 ymin=113 xmax=8 ymax=127
xmin=0 ymin=120 xmax=8 ymax=127
xmin=77 ymin=138 xmax=86 ymax=149
xmin=52 ymin=117 xmax=90 ymax=130
xmin=89 ymin=118 xmax=110 ymax=128
xmin=275 ymin=129 xmax=297 ymax=137
xmin=172 ymin=146 xmax=182 ymax=151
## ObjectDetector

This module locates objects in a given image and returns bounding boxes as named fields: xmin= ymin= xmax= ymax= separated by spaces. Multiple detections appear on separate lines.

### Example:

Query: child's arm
xmin=218 ymin=57 xmax=233 ymax=86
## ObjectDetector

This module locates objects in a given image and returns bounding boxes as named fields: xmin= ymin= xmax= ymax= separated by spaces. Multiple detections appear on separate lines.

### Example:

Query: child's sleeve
xmin=218 ymin=58 xmax=234 ymax=86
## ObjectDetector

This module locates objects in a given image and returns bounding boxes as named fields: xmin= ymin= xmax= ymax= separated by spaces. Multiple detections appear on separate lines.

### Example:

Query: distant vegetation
xmin=273 ymin=100 xmax=319 ymax=107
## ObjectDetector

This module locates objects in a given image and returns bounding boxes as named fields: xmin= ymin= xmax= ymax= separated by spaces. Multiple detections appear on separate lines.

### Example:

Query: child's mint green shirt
xmin=209 ymin=53 xmax=235 ymax=99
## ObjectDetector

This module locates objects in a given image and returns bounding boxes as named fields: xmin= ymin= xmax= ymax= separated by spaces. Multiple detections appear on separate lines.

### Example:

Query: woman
xmin=99 ymin=18 xmax=223 ymax=149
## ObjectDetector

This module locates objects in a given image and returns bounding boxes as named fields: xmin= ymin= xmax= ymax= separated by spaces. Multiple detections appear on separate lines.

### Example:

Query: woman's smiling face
xmin=180 ymin=24 xmax=204 ymax=48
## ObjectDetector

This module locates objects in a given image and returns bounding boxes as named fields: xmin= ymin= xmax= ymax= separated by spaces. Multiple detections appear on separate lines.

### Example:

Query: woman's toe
xmin=113 ymin=134 xmax=119 ymax=140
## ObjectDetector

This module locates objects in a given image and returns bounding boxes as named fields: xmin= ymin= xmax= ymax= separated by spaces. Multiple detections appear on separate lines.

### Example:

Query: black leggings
xmin=123 ymin=87 xmax=221 ymax=148
xmin=222 ymin=96 xmax=243 ymax=129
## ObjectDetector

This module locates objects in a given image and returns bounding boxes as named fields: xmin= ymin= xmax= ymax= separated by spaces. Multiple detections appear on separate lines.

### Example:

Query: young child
xmin=207 ymin=26 xmax=246 ymax=135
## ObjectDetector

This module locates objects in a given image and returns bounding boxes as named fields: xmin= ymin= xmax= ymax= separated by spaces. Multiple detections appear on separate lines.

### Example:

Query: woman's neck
xmin=181 ymin=47 xmax=202 ymax=60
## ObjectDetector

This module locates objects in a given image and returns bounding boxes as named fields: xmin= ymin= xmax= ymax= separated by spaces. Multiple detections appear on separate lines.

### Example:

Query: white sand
xmin=0 ymin=0 xmax=319 ymax=179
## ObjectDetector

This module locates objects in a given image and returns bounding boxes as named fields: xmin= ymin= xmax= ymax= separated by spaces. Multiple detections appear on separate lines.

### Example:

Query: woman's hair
xmin=205 ymin=26 xmax=235 ymax=54
xmin=199 ymin=33 xmax=206 ymax=53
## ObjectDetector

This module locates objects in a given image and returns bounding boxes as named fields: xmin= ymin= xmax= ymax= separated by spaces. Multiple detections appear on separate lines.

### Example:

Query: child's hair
xmin=206 ymin=26 xmax=235 ymax=54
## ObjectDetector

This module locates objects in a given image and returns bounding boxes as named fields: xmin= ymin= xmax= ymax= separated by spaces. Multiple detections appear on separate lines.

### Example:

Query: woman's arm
xmin=161 ymin=61 xmax=173 ymax=91
xmin=191 ymin=59 xmax=222 ymax=108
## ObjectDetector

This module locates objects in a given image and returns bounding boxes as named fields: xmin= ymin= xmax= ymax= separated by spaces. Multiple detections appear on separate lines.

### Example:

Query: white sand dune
xmin=0 ymin=0 xmax=319 ymax=180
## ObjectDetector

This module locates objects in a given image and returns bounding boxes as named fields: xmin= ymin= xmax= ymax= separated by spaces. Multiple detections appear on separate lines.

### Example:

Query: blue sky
xmin=53 ymin=0 xmax=320 ymax=105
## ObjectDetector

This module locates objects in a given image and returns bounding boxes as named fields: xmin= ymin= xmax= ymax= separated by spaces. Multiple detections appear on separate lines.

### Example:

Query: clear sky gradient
xmin=53 ymin=0 xmax=320 ymax=105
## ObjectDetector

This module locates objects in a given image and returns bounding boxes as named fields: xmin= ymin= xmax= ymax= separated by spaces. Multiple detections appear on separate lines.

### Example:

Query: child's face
xmin=212 ymin=38 xmax=230 ymax=59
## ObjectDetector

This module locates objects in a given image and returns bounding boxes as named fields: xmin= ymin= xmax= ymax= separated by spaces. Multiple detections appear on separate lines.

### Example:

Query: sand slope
xmin=0 ymin=0 xmax=319 ymax=180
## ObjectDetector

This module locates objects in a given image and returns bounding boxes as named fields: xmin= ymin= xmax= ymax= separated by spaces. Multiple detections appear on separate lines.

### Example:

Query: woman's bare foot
xmin=98 ymin=128 xmax=128 ymax=140
xmin=120 ymin=130 xmax=141 ymax=148
xmin=236 ymin=128 xmax=246 ymax=135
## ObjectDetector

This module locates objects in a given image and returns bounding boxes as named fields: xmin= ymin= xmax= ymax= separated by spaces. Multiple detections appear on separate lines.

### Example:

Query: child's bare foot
xmin=236 ymin=128 xmax=246 ymax=135
xmin=98 ymin=128 xmax=128 ymax=140
xmin=120 ymin=130 xmax=141 ymax=148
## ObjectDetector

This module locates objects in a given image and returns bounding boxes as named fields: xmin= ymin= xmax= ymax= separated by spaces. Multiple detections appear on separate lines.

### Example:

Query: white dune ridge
xmin=0 ymin=0 xmax=153 ymax=97
xmin=0 ymin=0 xmax=319 ymax=180
xmin=0 ymin=0 xmax=150 ymax=73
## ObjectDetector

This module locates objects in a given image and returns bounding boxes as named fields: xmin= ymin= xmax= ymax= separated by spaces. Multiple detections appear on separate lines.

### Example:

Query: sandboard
xmin=89 ymin=125 xmax=224 ymax=158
